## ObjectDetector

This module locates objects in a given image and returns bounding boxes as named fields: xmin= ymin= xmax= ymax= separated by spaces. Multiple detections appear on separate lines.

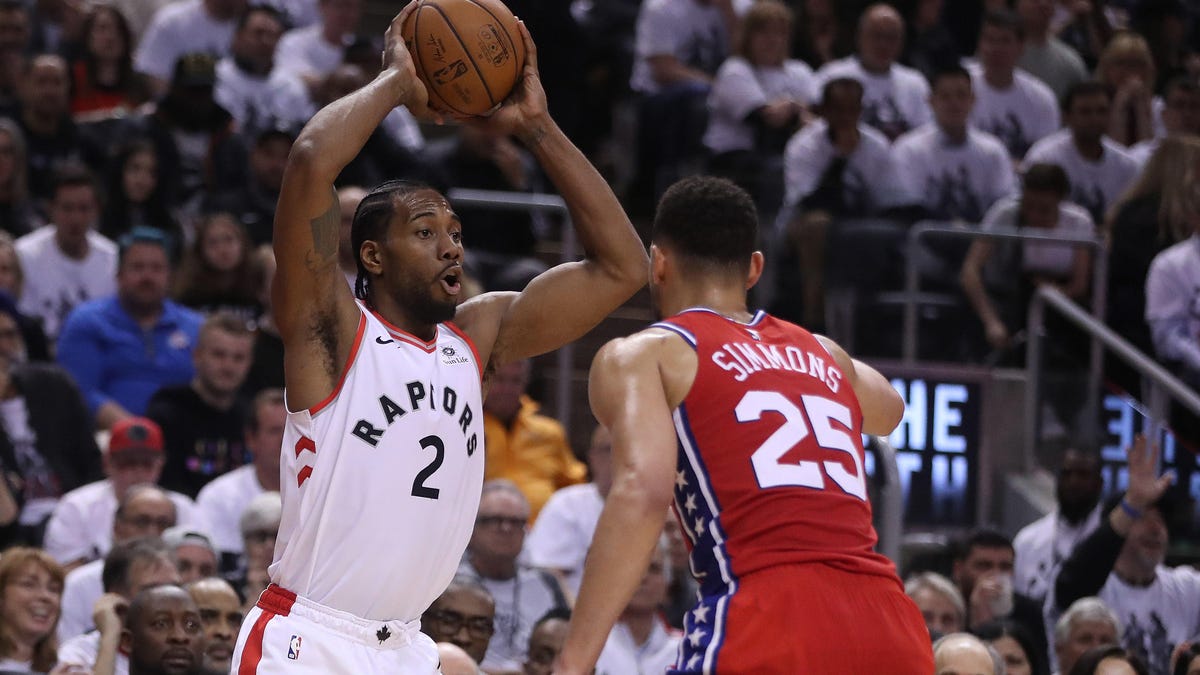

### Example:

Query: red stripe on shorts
xmin=237 ymin=608 xmax=276 ymax=675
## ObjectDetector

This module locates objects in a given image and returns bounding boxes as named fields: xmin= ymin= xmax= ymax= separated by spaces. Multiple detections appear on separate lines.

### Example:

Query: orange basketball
xmin=400 ymin=0 xmax=526 ymax=116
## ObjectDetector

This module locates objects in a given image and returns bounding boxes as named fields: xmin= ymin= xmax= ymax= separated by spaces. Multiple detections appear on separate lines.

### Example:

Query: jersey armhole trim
xmin=444 ymin=321 xmax=484 ymax=382
xmin=307 ymin=313 xmax=367 ymax=416
xmin=651 ymin=321 xmax=698 ymax=349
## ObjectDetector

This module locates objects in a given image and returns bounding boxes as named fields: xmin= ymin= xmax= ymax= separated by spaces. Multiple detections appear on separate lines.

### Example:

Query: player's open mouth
xmin=440 ymin=271 xmax=461 ymax=295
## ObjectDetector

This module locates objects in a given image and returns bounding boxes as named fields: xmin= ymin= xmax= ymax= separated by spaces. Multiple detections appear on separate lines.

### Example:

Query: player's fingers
xmin=516 ymin=20 xmax=538 ymax=74
xmin=395 ymin=0 xmax=419 ymax=26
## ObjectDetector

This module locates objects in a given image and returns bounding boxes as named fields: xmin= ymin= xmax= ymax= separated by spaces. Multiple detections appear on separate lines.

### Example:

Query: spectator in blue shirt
xmin=56 ymin=227 xmax=203 ymax=429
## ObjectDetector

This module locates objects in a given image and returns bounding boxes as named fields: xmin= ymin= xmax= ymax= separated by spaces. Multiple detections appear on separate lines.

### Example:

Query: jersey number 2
xmin=735 ymin=391 xmax=866 ymax=500
xmin=412 ymin=435 xmax=444 ymax=499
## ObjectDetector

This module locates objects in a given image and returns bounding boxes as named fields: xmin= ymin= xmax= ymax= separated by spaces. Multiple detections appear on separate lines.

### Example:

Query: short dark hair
xmin=125 ymin=584 xmax=195 ymax=630
xmin=236 ymin=4 xmax=284 ymax=32
xmin=51 ymin=164 xmax=98 ymax=203
xmin=972 ymin=619 xmax=1041 ymax=673
xmin=118 ymin=226 xmax=173 ymax=266
xmin=955 ymin=528 xmax=1013 ymax=561
xmin=980 ymin=8 xmax=1024 ymax=42
xmin=101 ymin=538 xmax=170 ymax=594
xmin=1063 ymin=80 xmax=1112 ymax=112
xmin=247 ymin=388 xmax=285 ymax=432
xmin=651 ymin=176 xmax=758 ymax=278
xmin=532 ymin=606 xmax=571 ymax=631
xmin=1022 ymin=163 xmax=1071 ymax=198
xmin=820 ymin=76 xmax=864 ymax=109
xmin=929 ymin=64 xmax=972 ymax=92
xmin=1068 ymin=645 xmax=1149 ymax=675
xmin=350 ymin=180 xmax=435 ymax=306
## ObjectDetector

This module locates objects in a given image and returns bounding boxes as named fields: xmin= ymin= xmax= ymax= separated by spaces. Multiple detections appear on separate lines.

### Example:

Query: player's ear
xmin=360 ymin=240 xmax=383 ymax=275
xmin=745 ymin=251 xmax=764 ymax=290
xmin=650 ymin=244 xmax=667 ymax=286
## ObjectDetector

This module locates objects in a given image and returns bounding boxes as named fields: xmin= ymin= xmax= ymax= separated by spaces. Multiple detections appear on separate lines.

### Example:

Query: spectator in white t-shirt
xmin=214 ymin=5 xmax=308 ymax=138
xmin=57 ymin=538 xmax=179 ymax=675
xmin=1055 ymin=437 xmax=1200 ymax=675
xmin=1012 ymin=447 xmax=1104 ymax=604
xmin=815 ymin=3 xmax=931 ymax=141
xmin=892 ymin=65 xmax=1016 ymax=225
xmin=780 ymin=76 xmax=907 ymax=327
xmin=457 ymin=480 xmax=568 ymax=673
xmin=959 ymin=163 xmax=1094 ymax=352
xmin=527 ymin=425 xmax=613 ymax=598
xmin=1024 ymin=81 xmax=1140 ymax=225
xmin=15 ymin=166 xmax=115 ymax=344
xmin=629 ymin=0 xmax=735 ymax=209
xmin=57 ymin=484 xmax=178 ymax=642
xmin=703 ymin=0 xmax=815 ymax=206
xmin=1145 ymin=221 xmax=1200 ymax=390
xmin=133 ymin=0 xmax=245 ymax=96
xmin=194 ymin=388 xmax=284 ymax=573
xmin=1129 ymin=77 xmax=1200 ymax=166
xmin=968 ymin=9 xmax=1060 ymax=160
xmin=274 ymin=0 xmax=361 ymax=91
xmin=42 ymin=417 xmax=206 ymax=570
xmin=593 ymin=536 xmax=681 ymax=675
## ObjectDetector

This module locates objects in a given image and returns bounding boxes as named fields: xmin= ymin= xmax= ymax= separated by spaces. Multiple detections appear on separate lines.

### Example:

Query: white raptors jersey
xmin=271 ymin=303 xmax=485 ymax=621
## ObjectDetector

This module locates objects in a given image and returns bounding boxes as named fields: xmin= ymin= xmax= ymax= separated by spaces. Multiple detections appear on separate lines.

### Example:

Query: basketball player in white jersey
xmin=229 ymin=7 xmax=648 ymax=673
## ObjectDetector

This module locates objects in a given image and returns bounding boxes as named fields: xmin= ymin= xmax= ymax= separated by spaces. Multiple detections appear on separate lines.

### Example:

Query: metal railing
xmin=1024 ymin=287 xmax=1200 ymax=470
xmin=870 ymin=436 xmax=903 ymax=563
xmin=445 ymin=188 xmax=579 ymax=432
xmin=900 ymin=223 xmax=1108 ymax=365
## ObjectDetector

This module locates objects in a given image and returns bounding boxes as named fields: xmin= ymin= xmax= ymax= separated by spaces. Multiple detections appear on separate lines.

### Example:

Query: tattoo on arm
xmin=309 ymin=187 xmax=341 ymax=260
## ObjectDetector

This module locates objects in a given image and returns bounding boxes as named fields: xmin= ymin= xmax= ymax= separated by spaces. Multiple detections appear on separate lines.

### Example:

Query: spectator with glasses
xmin=57 ymin=484 xmax=178 ymax=642
xmin=421 ymin=576 xmax=497 ymax=667
xmin=42 ymin=418 xmax=205 ymax=571
xmin=458 ymin=480 xmax=568 ymax=673
xmin=230 ymin=490 xmax=278 ymax=609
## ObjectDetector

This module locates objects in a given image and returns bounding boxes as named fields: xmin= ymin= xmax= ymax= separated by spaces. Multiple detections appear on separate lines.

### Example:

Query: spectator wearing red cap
xmin=41 ymin=416 xmax=206 ymax=571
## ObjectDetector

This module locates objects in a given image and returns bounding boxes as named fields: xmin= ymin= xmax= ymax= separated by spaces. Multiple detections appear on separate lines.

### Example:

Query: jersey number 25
xmin=735 ymin=391 xmax=866 ymax=500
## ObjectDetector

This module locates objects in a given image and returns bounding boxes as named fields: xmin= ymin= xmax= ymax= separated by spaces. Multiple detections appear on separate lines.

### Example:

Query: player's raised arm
xmin=273 ymin=7 xmax=431 ymax=409
xmin=816 ymin=335 xmax=904 ymax=436
xmin=454 ymin=23 xmax=647 ymax=365
xmin=554 ymin=332 xmax=683 ymax=674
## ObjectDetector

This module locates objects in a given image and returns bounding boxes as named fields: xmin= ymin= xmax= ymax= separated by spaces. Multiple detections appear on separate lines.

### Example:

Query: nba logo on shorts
xmin=287 ymin=635 xmax=302 ymax=660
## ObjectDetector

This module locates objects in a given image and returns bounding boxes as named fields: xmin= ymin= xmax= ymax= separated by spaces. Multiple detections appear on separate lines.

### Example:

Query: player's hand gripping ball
xmin=400 ymin=0 xmax=526 ymax=116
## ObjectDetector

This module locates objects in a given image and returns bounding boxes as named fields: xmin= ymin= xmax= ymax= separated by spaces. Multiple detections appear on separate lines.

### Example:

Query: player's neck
xmin=663 ymin=287 xmax=752 ymax=323
xmin=371 ymin=295 xmax=438 ymax=342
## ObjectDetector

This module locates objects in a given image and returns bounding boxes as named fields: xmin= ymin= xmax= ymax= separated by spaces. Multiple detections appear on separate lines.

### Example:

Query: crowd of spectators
xmin=0 ymin=0 xmax=1187 ymax=672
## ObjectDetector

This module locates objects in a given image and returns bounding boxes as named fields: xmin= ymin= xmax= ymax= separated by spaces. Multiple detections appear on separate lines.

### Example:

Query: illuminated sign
xmin=1099 ymin=393 xmax=1200 ymax=522
xmin=865 ymin=372 xmax=982 ymax=526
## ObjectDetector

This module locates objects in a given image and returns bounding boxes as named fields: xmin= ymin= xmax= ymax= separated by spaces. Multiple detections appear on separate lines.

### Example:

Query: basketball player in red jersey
xmin=555 ymin=176 xmax=934 ymax=674
xmin=231 ymin=5 xmax=647 ymax=674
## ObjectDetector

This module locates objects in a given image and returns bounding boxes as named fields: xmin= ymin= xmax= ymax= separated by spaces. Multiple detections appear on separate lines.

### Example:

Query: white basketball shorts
xmin=231 ymin=584 xmax=441 ymax=674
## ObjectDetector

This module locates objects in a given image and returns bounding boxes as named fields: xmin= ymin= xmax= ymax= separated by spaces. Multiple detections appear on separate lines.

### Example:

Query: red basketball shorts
xmin=670 ymin=562 xmax=934 ymax=674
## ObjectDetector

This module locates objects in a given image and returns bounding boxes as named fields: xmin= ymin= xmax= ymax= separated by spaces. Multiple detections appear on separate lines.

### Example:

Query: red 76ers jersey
xmin=653 ymin=309 xmax=900 ymax=598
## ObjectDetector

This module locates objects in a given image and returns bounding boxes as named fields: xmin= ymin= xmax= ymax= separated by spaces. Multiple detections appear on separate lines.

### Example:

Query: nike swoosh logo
xmin=375 ymin=336 xmax=394 ymax=345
